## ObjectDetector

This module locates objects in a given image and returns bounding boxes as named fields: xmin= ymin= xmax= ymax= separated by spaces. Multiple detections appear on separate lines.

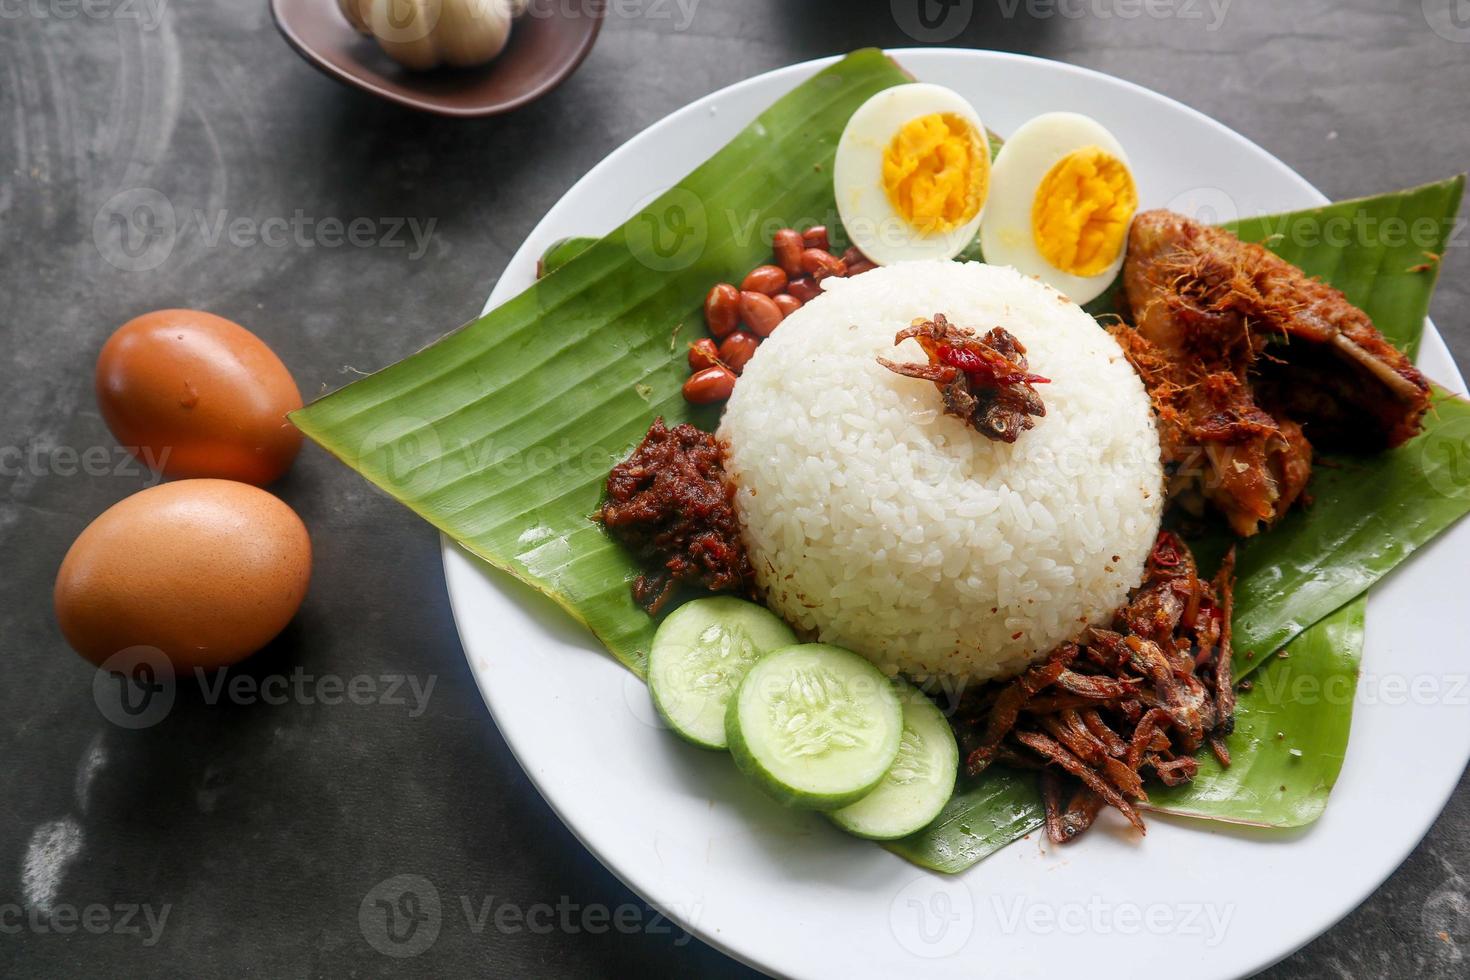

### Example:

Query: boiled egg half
xmin=979 ymin=112 xmax=1138 ymax=304
xmin=833 ymin=83 xmax=990 ymax=265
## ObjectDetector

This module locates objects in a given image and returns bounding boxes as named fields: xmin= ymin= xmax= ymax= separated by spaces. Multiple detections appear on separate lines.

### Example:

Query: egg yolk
xmin=882 ymin=113 xmax=988 ymax=233
xmin=1030 ymin=146 xmax=1138 ymax=276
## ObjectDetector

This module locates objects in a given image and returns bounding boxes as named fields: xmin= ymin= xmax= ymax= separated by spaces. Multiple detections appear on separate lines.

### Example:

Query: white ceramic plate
xmin=444 ymin=50 xmax=1469 ymax=979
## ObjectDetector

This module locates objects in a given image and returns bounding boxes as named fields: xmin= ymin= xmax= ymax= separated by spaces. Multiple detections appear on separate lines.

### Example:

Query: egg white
xmin=833 ymin=83 xmax=988 ymax=266
xmin=979 ymin=112 xmax=1135 ymax=305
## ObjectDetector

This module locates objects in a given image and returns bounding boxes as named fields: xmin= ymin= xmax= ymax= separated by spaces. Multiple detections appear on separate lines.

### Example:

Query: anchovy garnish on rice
xmin=878 ymin=314 xmax=1049 ymax=443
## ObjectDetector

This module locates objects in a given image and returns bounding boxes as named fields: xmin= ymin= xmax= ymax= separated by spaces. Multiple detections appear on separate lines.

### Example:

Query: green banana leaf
xmin=1147 ymin=597 xmax=1364 ymax=826
xmin=1228 ymin=179 xmax=1463 ymax=358
xmin=885 ymin=766 xmax=1044 ymax=871
xmin=292 ymin=49 xmax=1468 ymax=873
xmin=537 ymin=237 xmax=596 ymax=278
xmin=293 ymin=49 xmax=915 ymax=674
xmin=538 ymin=136 xmax=1004 ymax=281
xmin=1230 ymin=388 xmax=1470 ymax=679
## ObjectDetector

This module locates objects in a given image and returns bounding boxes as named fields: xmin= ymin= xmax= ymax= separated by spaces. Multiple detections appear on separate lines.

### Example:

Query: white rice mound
xmin=717 ymin=260 xmax=1164 ymax=684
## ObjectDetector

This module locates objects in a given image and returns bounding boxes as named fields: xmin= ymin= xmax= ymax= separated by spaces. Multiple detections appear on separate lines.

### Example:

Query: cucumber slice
xmin=726 ymin=644 xmax=903 ymax=810
xmin=829 ymin=684 xmax=959 ymax=840
xmin=648 ymin=597 xmax=797 ymax=750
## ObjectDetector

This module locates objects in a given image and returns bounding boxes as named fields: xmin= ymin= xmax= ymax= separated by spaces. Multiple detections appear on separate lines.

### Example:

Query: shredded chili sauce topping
xmin=878 ymin=314 xmax=1049 ymax=443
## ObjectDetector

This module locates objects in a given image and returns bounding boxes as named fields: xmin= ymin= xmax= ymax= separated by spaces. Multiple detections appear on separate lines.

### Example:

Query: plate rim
xmin=442 ymin=48 xmax=1468 ymax=979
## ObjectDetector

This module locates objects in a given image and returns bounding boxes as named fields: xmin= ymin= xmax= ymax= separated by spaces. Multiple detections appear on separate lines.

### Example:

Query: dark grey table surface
xmin=3 ymin=1 xmax=1468 ymax=977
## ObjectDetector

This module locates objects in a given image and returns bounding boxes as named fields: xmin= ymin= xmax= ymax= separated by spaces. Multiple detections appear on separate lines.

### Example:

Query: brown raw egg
xmin=55 ymin=479 xmax=311 ymax=671
xmin=96 ymin=309 xmax=304 ymax=485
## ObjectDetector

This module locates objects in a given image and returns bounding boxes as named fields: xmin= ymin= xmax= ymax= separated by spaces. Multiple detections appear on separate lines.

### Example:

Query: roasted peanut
xmin=739 ymin=289 xmax=784 ymax=337
xmin=846 ymin=258 xmax=877 ymax=276
xmin=682 ymin=365 xmax=737 ymax=404
xmin=688 ymin=338 xmax=720 ymax=371
xmin=802 ymin=226 xmax=831 ymax=253
xmin=786 ymin=276 xmax=821 ymax=303
xmin=718 ymin=331 xmax=760 ymax=374
xmin=704 ymin=283 xmax=740 ymax=339
xmin=772 ymin=228 xmax=804 ymax=277
xmin=741 ymin=264 xmax=788 ymax=296
xmin=801 ymin=248 xmax=847 ymax=280
xmin=772 ymin=293 xmax=802 ymax=317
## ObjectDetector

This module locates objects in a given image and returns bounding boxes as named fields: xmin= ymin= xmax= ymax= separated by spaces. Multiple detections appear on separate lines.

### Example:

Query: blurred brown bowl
xmin=271 ymin=0 xmax=604 ymax=118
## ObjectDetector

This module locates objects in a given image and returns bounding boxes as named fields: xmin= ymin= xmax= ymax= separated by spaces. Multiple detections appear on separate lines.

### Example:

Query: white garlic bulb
xmin=338 ymin=0 xmax=521 ymax=72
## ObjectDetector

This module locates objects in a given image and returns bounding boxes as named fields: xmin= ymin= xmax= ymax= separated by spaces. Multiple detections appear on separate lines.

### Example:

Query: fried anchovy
xmin=950 ymin=531 xmax=1238 ymax=844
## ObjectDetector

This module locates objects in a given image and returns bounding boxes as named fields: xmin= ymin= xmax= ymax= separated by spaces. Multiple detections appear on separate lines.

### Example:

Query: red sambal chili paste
xmin=597 ymin=418 xmax=753 ymax=615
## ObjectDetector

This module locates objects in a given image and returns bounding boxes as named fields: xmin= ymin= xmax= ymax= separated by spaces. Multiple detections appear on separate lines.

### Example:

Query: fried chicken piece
xmin=1110 ymin=325 xmax=1313 ymax=536
xmin=1115 ymin=209 xmax=1430 ymax=535
xmin=878 ymin=314 xmax=1048 ymax=443
xmin=1127 ymin=210 xmax=1431 ymax=442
